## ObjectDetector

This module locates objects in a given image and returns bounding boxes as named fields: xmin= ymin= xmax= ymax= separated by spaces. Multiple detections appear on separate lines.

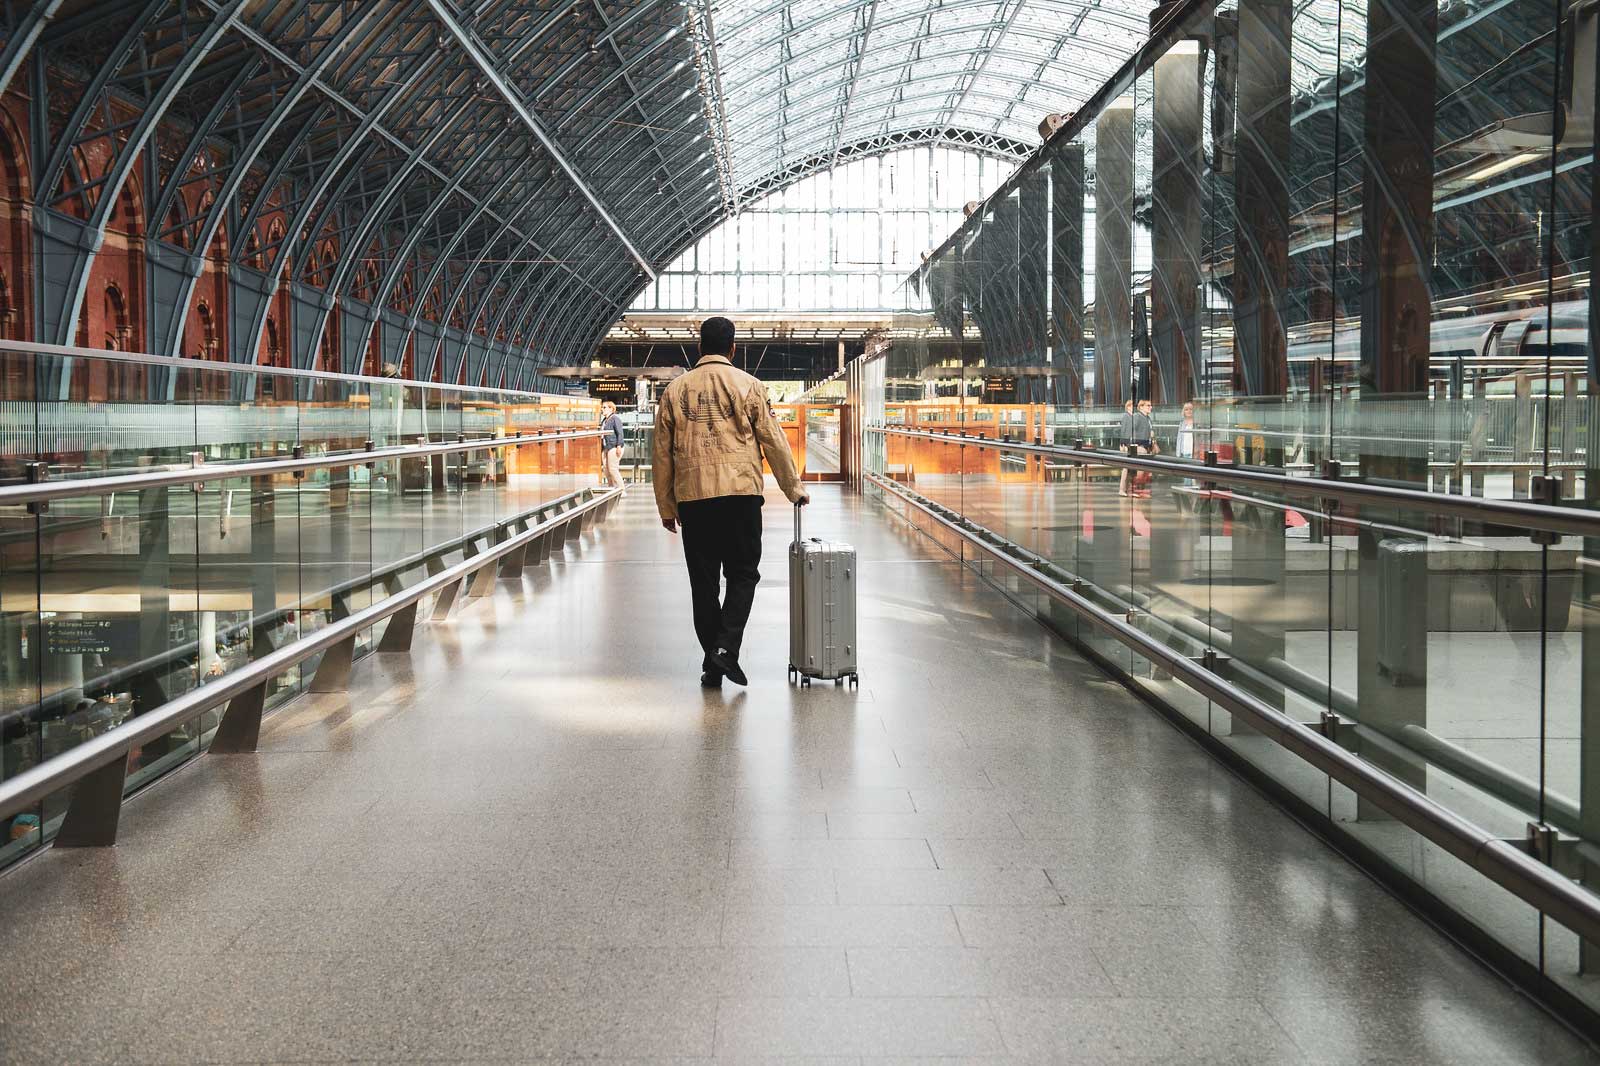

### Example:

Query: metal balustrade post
xmin=376 ymin=601 xmax=418 ymax=653
xmin=53 ymin=758 xmax=128 ymax=848
xmin=499 ymin=520 xmax=530 ymax=578
xmin=309 ymin=635 xmax=356 ymax=692
xmin=466 ymin=559 xmax=499 ymax=598
xmin=209 ymin=682 xmax=267 ymax=753
xmin=430 ymin=577 xmax=466 ymax=621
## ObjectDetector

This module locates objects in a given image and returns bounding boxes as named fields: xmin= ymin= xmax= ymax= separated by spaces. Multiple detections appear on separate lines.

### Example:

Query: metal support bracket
xmin=376 ymin=600 xmax=418 ymax=653
xmin=53 ymin=757 xmax=127 ymax=848
xmin=430 ymin=577 xmax=465 ymax=621
xmin=209 ymin=682 xmax=267 ymax=753
xmin=466 ymin=560 xmax=498 ymax=598
xmin=309 ymin=635 xmax=355 ymax=692
xmin=499 ymin=522 xmax=529 ymax=578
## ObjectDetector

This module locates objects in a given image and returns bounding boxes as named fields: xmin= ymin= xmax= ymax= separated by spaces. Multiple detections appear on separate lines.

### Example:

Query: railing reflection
xmin=0 ymin=342 xmax=611 ymax=867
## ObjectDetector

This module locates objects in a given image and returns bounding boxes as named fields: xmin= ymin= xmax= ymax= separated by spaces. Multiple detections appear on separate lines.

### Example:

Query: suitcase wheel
xmin=801 ymin=676 xmax=811 ymax=688
xmin=849 ymin=674 xmax=860 ymax=689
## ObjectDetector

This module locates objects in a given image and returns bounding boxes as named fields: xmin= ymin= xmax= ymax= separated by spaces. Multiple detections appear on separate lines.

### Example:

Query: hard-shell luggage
xmin=788 ymin=503 xmax=859 ymax=688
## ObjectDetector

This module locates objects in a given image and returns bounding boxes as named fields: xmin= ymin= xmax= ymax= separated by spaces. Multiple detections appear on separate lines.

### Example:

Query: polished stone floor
xmin=0 ymin=485 xmax=1594 ymax=1064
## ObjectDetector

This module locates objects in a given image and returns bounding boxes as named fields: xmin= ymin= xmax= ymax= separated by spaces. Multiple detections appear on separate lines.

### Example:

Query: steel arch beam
xmin=306 ymin=97 xmax=497 ymax=372
xmin=0 ymin=0 xmax=64 ymax=99
xmin=160 ymin=4 xmax=394 ymax=357
xmin=423 ymin=0 xmax=658 ymax=280
xmin=41 ymin=0 xmax=254 ymax=347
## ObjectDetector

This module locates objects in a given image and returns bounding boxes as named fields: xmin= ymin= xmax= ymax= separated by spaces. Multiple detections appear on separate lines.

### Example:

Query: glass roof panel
xmin=703 ymin=0 xmax=1156 ymax=200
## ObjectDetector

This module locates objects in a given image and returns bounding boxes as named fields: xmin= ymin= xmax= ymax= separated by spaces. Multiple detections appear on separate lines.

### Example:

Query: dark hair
xmin=700 ymin=316 xmax=736 ymax=356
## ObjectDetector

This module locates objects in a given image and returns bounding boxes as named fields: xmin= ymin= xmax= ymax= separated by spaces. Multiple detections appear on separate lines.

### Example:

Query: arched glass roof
xmin=6 ymin=0 xmax=1154 ymax=381
xmin=706 ymin=0 xmax=1153 ymax=197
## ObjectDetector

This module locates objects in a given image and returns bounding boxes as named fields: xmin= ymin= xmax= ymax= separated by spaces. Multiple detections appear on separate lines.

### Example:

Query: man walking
xmin=654 ymin=317 xmax=808 ymax=687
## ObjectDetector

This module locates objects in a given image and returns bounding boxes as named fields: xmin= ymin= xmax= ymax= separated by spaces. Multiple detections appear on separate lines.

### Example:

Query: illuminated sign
xmin=588 ymin=376 xmax=633 ymax=399
xmin=46 ymin=618 xmax=128 ymax=656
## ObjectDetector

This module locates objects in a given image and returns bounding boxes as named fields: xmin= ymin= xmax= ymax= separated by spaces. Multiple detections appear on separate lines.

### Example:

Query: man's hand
xmin=796 ymin=493 xmax=811 ymax=506
xmin=662 ymin=517 xmax=679 ymax=533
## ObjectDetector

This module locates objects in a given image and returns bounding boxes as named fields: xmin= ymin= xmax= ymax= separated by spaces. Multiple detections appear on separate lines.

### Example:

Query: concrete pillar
xmin=1094 ymin=98 xmax=1135 ymax=409
xmin=1231 ymin=0 xmax=1292 ymax=400
xmin=1019 ymin=171 xmax=1051 ymax=376
xmin=197 ymin=612 xmax=220 ymax=679
xmin=1150 ymin=39 xmax=1204 ymax=405
xmin=1356 ymin=0 xmax=1436 ymax=810
xmin=1221 ymin=0 xmax=1293 ymax=726
xmin=1048 ymin=142 xmax=1086 ymax=406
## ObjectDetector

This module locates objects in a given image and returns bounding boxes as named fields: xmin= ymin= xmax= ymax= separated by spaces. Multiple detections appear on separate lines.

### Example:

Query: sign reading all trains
xmin=983 ymin=376 xmax=1017 ymax=398
xmin=45 ymin=618 xmax=129 ymax=656
xmin=588 ymin=377 xmax=633 ymax=400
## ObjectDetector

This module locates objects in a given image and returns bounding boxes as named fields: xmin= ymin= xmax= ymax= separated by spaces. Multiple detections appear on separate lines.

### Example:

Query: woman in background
xmin=600 ymin=400 xmax=626 ymax=490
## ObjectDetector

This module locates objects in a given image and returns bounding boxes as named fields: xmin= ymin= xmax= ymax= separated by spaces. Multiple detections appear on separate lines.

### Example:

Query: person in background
xmin=599 ymin=400 xmax=625 ymax=490
xmin=1134 ymin=398 xmax=1156 ymax=454
xmin=1117 ymin=397 xmax=1136 ymax=497
xmin=1123 ymin=398 xmax=1157 ymax=497
xmin=654 ymin=316 xmax=809 ymax=688
xmin=1176 ymin=401 xmax=1196 ymax=460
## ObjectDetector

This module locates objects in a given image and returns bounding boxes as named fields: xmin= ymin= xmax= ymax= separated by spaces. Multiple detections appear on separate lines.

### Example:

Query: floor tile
xmin=2 ymin=488 xmax=1589 ymax=1066
xmin=715 ymin=997 xmax=1005 ymax=1058
xmin=721 ymin=905 xmax=964 ymax=947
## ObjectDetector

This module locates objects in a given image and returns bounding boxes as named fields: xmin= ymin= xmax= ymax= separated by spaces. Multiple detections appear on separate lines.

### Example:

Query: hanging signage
xmin=45 ymin=618 xmax=130 ymax=656
xmin=984 ymin=376 xmax=1017 ymax=396
xmin=588 ymin=376 xmax=633 ymax=399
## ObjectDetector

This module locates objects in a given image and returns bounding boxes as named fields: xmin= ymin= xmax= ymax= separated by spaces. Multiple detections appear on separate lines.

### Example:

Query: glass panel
xmin=805 ymin=406 xmax=841 ymax=475
xmin=0 ymin=345 xmax=599 ymax=868
xmin=889 ymin=0 xmax=1591 ymax=1013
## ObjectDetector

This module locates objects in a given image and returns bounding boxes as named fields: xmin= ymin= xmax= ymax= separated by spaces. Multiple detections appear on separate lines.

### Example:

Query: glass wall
xmin=629 ymin=146 xmax=1016 ymax=314
xmin=868 ymin=0 xmax=1597 ymax=1015
xmin=0 ymin=348 xmax=602 ymax=867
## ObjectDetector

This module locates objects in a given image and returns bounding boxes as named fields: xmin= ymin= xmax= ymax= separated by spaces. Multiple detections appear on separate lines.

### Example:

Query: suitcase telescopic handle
xmin=794 ymin=500 xmax=802 ymax=542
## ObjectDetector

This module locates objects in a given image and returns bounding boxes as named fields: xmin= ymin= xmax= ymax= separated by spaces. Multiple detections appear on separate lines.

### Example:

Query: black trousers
xmin=678 ymin=494 xmax=764 ymax=666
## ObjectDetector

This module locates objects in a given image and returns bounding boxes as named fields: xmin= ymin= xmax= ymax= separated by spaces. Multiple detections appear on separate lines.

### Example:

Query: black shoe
xmin=709 ymin=648 xmax=747 ymax=687
xmin=700 ymin=671 xmax=723 ymax=688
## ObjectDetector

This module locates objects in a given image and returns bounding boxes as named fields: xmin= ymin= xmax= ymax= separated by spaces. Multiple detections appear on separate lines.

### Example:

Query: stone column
xmin=1094 ymin=98 xmax=1136 ymax=409
xmin=1150 ymin=39 xmax=1204 ymax=404
xmin=1048 ymin=142 xmax=1086 ymax=406
xmin=1356 ymin=0 xmax=1436 ymax=809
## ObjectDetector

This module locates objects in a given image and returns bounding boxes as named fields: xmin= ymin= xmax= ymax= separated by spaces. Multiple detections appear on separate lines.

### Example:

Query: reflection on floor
xmin=0 ymin=486 xmax=1590 ymax=1063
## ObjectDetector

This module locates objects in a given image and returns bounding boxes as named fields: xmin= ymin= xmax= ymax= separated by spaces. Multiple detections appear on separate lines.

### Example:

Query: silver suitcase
xmin=788 ymin=504 xmax=859 ymax=687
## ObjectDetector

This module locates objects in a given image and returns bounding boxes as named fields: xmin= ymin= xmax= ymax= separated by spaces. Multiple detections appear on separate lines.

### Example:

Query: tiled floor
xmin=0 ymin=485 xmax=1595 ymax=1064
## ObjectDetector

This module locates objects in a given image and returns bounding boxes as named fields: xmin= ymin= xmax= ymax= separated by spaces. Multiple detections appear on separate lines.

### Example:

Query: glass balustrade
xmin=0 ymin=346 xmax=605 ymax=867
xmin=860 ymin=0 xmax=1598 ymax=1016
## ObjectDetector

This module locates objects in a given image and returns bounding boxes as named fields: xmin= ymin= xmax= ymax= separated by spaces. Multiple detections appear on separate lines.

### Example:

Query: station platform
xmin=0 ymin=486 xmax=1591 ymax=1064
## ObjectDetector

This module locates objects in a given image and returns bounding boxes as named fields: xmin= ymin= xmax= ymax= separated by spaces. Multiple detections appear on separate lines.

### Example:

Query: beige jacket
xmin=653 ymin=355 xmax=804 ymax=519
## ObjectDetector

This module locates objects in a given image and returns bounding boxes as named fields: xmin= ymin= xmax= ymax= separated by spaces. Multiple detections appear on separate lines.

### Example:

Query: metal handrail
xmin=0 ymin=486 xmax=594 ymax=731
xmin=873 ymin=426 xmax=1600 ymax=539
xmin=0 ymin=485 xmax=622 ymax=828
xmin=0 ymin=428 xmax=603 ymax=505
xmin=867 ymin=472 xmax=1600 ymax=945
xmin=0 ymin=338 xmax=576 ymax=400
